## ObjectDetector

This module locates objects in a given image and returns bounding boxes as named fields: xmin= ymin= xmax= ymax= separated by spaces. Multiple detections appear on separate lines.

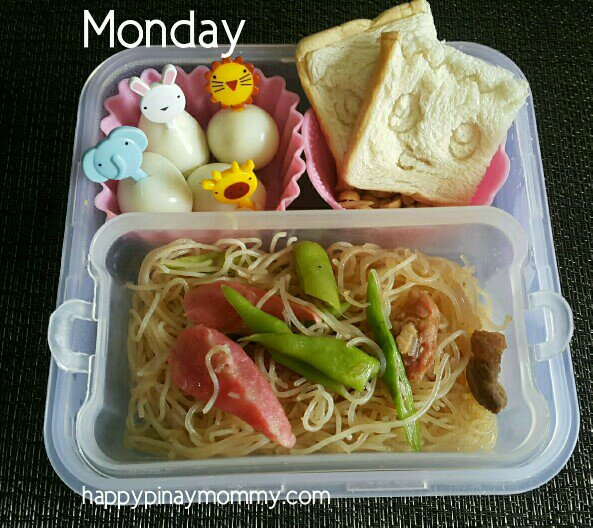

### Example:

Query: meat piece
xmin=183 ymin=281 xmax=319 ymax=335
xmin=395 ymin=289 xmax=440 ymax=382
xmin=169 ymin=325 xmax=296 ymax=448
xmin=396 ymin=322 xmax=419 ymax=358
xmin=466 ymin=330 xmax=507 ymax=414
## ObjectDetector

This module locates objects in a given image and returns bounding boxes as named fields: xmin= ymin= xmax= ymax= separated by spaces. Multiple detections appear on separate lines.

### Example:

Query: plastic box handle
xmin=528 ymin=290 xmax=573 ymax=361
xmin=48 ymin=299 xmax=94 ymax=373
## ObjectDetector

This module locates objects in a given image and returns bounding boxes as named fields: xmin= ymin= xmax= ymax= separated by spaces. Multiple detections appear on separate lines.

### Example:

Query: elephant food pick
xmin=82 ymin=127 xmax=193 ymax=213
xmin=82 ymin=126 xmax=149 ymax=183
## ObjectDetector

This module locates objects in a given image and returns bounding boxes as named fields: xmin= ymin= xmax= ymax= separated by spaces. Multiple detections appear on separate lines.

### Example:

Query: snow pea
xmin=366 ymin=269 xmax=422 ymax=452
xmin=242 ymin=334 xmax=380 ymax=392
xmin=293 ymin=241 xmax=341 ymax=311
xmin=222 ymin=286 xmax=348 ymax=396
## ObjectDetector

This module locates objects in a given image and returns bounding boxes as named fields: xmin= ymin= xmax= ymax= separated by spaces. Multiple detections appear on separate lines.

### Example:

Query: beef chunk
xmin=467 ymin=330 xmax=507 ymax=414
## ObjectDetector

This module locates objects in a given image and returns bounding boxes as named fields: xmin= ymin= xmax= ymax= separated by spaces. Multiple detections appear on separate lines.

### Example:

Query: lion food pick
xmin=205 ymin=57 xmax=259 ymax=111
xmin=205 ymin=58 xmax=279 ymax=169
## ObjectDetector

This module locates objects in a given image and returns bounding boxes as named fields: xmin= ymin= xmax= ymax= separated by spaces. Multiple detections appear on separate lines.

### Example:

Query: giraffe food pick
xmin=200 ymin=160 xmax=266 ymax=211
xmin=186 ymin=162 xmax=267 ymax=212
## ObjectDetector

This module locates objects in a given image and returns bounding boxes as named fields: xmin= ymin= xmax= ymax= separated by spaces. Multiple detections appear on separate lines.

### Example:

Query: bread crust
xmin=295 ymin=19 xmax=371 ymax=174
xmin=296 ymin=0 xmax=428 ymax=61
xmin=349 ymin=32 xmax=401 ymax=150
xmin=296 ymin=1 xmax=433 ymax=177
xmin=295 ymin=19 xmax=370 ymax=65
xmin=343 ymin=32 xmax=401 ymax=190
xmin=371 ymin=0 xmax=428 ymax=28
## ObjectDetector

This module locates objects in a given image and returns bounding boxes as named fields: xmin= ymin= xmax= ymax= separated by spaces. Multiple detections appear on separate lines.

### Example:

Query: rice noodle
xmin=202 ymin=345 xmax=230 ymax=414
xmin=125 ymin=236 xmax=503 ymax=459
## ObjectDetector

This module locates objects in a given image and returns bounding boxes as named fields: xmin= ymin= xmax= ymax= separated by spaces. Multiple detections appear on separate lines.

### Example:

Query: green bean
xmin=293 ymin=241 xmax=341 ymax=311
xmin=366 ymin=269 xmax=422 ymax=451
xmin=222 ymin=285 xmax=292 ymax=335
xmin=267 ymin=350 xmax=349 ymax=397
xmin=242 ymin=334 xmax=380 ymax=392
xmin=222 ymin=286 xmax=348 ymax=396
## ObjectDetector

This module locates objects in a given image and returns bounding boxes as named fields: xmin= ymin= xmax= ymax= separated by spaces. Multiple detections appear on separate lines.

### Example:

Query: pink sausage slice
xmin=169 ymin=325 xmax=296 ymax=448
xmin=184 ymin=281 xmax=319 ymax=334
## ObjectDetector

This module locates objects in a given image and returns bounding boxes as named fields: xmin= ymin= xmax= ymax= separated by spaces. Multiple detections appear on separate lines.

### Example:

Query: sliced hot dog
xmin=183 ymin=281 xmax=319 ymax=334
xmin=169 ymin=324 xmax=296 ymax=448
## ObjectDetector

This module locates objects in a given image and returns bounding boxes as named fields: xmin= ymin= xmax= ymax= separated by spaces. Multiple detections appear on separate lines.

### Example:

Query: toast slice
xmin=342 ymin=32 xmax=529 ymax=204
xmin=296 ymin=1 xmax=436 ymax=176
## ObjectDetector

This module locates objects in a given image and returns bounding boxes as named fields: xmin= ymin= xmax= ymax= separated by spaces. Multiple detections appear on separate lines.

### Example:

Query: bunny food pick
xmin=200 ymin=160 xmax=263 ymax=210
xmin=129 ymin=64 xmax=209 ymax=175
xmin=82 ymin=126 xmax=148 ymax=183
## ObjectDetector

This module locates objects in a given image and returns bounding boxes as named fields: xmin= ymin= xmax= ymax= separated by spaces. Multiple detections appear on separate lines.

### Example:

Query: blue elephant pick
xmin=82 ymin=126 xmax=149 ymax=183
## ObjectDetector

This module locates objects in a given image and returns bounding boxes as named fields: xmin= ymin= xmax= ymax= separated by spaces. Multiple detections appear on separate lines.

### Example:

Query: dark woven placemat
xmin=0 ymin=0 xmax=591 ymax=526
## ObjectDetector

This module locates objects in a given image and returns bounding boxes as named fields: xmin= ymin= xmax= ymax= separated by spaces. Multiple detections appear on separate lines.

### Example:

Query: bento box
xmin=45 ymin=44 xmax=578 ymax=501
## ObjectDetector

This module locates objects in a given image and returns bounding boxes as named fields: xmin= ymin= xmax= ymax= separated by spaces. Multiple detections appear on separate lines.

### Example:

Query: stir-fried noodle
xmin=126 ymin=235 xmax=502 ymax=458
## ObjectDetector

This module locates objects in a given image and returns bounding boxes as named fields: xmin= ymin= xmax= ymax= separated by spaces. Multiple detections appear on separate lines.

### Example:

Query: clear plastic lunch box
xmin=45 ymin=44 xmax=578 ymax=500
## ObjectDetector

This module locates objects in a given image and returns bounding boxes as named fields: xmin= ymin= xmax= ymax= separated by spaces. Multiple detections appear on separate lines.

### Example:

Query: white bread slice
xmin=296 ymin=1 xmax=436 ymax=177
xmin=342 ymin=32 xmax=529 ymax=204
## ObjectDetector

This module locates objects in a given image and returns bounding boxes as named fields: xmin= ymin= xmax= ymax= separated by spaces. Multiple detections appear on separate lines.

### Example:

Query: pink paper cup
xmin=303 ymin=109 xmax=510 ymax=209
xmin=95 ymin=66 xmax=306 ymax=219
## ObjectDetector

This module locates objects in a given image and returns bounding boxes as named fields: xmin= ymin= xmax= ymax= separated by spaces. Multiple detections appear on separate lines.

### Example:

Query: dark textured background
xmin=0 ymin=0 xmax=591 ymax=526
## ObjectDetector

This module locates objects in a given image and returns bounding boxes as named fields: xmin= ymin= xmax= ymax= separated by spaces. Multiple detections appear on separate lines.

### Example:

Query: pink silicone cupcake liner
xmin=303 ymin=108 xmax=510 ymax=209
xmin=96 ymin=66 xmax=306 ymax=219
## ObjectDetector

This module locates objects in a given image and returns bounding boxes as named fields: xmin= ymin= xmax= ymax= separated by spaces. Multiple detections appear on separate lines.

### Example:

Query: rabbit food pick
xmin=129 ymin=64 xmax=209 ymax=175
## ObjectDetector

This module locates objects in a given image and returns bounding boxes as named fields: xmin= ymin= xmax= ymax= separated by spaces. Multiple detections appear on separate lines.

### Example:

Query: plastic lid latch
xmin=47 ymin=299 xmax=95 ymax=373
xmin=527 ymin=290 xmax=573 ymax=362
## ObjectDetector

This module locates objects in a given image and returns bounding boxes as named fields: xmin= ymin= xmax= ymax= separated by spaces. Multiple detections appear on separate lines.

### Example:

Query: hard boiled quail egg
xmin=118 ymin=152 xmax=193 ymax=213
xmin=206 ymin=105 xmax=279 ymax=169
xmin=187 ymin=163 xmax=267 ymax=212
xmin=138 ymin=112 xmax=209 ymax=176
